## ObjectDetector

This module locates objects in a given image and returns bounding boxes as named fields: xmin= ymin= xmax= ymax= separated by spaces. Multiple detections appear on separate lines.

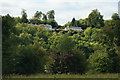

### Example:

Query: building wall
xmin=119 ymin=1 xmax=120 ymax=17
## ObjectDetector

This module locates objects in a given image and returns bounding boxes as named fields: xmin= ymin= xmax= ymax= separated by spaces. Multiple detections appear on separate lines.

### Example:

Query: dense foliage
xmin=2 ymin=9 xmax=120 ymax=75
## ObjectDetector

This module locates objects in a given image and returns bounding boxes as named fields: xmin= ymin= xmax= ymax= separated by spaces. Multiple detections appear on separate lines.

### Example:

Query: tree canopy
xmin=87 ymin=9 xmax=104 ymax=28
xmin=2 ymin=9 xmax=120 ymax=75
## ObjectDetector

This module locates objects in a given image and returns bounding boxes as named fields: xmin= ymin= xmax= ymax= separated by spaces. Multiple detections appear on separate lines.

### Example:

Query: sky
xmin=0 ymin=0 xmax=120 ymax=25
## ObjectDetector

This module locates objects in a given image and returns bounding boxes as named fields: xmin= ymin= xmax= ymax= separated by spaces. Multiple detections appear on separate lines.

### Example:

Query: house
xmin=64 ymin=26 xmax=83 ymax=31
xmin=28 ymin=24 xmax=55 ymax=30
xmin=28 ymin=23 xmax=40 ymax=26
xmin=44 ymin=24 xmax=55 ymax=31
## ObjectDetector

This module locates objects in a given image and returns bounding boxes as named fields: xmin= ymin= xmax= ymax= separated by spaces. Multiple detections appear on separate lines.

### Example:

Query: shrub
xmin=13 ymin=43 xmax=47 ymax=74
xmin=88 ymin=51 xmax=113 ymax=73
xmin=66 ymin=50 xmax=87 ymax=74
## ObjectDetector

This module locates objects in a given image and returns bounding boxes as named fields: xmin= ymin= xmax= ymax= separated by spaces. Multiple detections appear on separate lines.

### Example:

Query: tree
xmin=97 ymin=19 xmax=120 ymax=54
xmin=56 ymin=34 xmax=75 ymax=52
xmin=2 ymin=14 xmax=16 ymax=38
xmin=87 ymin=18 xmax=120 ymax=73
xmin=29 ymin=18 xmax=41 ymax=24
xmin=65 ymin=18 xmax=81 ymax=27
xmin=89 ymin=51 xmax=113 ymax=73
xmin=66 ymin=50 xmax=87 ymax=74
xmin=14 ymin=43 xmax=47 ymax=74
xmin=93 ymin=16 xmax=120 ymax=73
xmin=3 ymin=22 xmax=50 ymax=74
xmin=47 ymin=33 xmax=87 ymax=74
xmin=42 ymin=13 xmax=47 ymax=20
xmin=47 ymin=19 xmax=58 ymax=28
xmin=47 ymin=34 xmax=74 ymax=74
xmin=70 ymin=18 xmax=78 ymax=27
xmin=47 ymin=10 xmax=55 ymax=20
xmin=64 ymin=22 xmax=71 ymax=28
xmin=79 ymin=19 xmax=89 ymax=29
xmin=87 ymin=9 xmax=104 ymax=28
xmin=20 ymin=9 xmax=28 ymax=23
xmin=2 ymin=14 xmax=18 ymax=74
xmin=18 ymin=33 xmax=33 ymax=46
xmin=34 ymin=11 xmax=42 ymax=19
xmin=111 ymin=13 xmax=120 ymax=20
xmin=14 ymin=17 xmax=21 ymax=23
xmin=84 ymin=27 xmax=92 ymax=37
xmin=16 ymin=23 xmax=48 ymax=46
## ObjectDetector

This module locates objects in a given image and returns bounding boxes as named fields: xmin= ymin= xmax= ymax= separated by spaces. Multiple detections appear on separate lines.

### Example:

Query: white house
xmin=44 ymin=24 xmax=55 ymax=31
xmin=64 ymin=26 xmax=83 ymax=31
xmin=28 ymin=24 xmax=38 ymax=26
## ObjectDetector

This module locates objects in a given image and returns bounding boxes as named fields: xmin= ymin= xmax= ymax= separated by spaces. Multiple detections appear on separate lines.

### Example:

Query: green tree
xmin=47 ymin=10 xmax=55 ymax=20
xmin=87 ymin=9 xmax=104 ymax=28
xmin=89 ymin=51 xmax=113 ymax=73
xmin=47 ymin=19 xmax=58 ymax=28
xmin=66 ymin=50 xmax=87 ymax=74
xmin=20 ymin=9 xmax=28 ymax=23
xmin=29 ymin=18 xmax=41 ymax=24
xmin=97 ymin=19 xmax=120 ymax=54
xmin=14 ymin=17 xmax=21 ymax=23
xmin=14 ymin=43 xmax=47 ymax=74
xmin=34 ymin=11 xmax=42 ymax=19
xmin=42 ymin=13 xmax=47 ymax=20
xmin=2 ymin=14 xmax=18 ymax=74
xmin=47 ymin=33 xmax=87 ymax=74
xmin=84 ymin=27 xmax=92 ymax=37
xmin=64 ymin=22 xmax=71 ymax=28
xmin=56 ymin=34 xmax=74 ymax=52
xmin=79 ymin=19 xmax=89 ymax=29
xmin=70 ymin=18 xmax=78 ymax=27
xmin=2 ymin=14 xmax=16 ymax=38
xmin=93 ymin=16 xmax=120 ymax=73
xmin=111 ymin=13 xmax=120 ymax=20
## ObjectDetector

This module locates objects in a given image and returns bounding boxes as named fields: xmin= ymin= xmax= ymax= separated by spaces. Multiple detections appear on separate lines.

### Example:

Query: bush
xmin=47 ymin=50 xmax=87 ymax=74
xmin=88 ymin=51 xmax=113 ymax=73
xmin=108 ymin=53 xmax=120 ymax=73
xmin=66 ymin=50 xmax=87 ymax=74
xmin=13 ymin=43 xmax=47 ymax=74
xmin=46 ymin=34 xmax=87 ymax=74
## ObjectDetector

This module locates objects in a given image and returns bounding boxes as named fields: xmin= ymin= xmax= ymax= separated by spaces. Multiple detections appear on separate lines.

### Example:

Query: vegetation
xmin=3 ymin=74 xmax=119 ymax=78
xmin=2 ymin=9 xmax=120 ymax=78
xmin=87 ymin=9 xmax=104 ymax=28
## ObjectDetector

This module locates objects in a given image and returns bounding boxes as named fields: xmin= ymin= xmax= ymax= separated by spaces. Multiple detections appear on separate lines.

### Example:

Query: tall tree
xmin=2 ymin=14 xmax=17 ymax=74
xmin=47 ymin=33 xmax=87 ymax=74
xmin=42 ymin=13 xmax=47 ymax=20
xmin=111 ymin=13 xmax=120 ymax=20
xmin=34 ymin=11 xmax=42 ymax=19
xmin=56 ymin=34 xmax=75 ymax=52
xmin=94 ymin=16 xmax=120 ymax=73
xmin=70 ymin=18 xmax=78 ymax=27
xmin=21 ymin=9 xmax=28 ymax=23
xmin=2 ymin=14 xmax=16 ymax=38
xmin=87 ymin=9 xmax=104 ymax=28
xmin=47 ymin=10 xmax=55 ymax=20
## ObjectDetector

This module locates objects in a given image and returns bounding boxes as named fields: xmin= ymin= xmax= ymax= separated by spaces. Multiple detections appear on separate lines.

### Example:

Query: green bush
xmin=46 ymin=34 xmax=87 ymax=74
xmin=66 ymin=50 xmax=87 ymax=74
xmin=108 ymin=53 xmax=120 ymax=73
xmin=13 ymin=43 xmax=47 ymax=74
xmin=88 ymin=51 xmax=113 ymax=73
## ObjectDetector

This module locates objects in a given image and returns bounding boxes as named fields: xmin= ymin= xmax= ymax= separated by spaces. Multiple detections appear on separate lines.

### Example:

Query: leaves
xmin=87 ymin=9 xmax=104 ymax=28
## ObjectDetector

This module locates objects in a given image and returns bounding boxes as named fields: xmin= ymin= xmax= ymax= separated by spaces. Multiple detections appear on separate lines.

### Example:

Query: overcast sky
xmin=0 ymin=0 xmax=119 ymax=25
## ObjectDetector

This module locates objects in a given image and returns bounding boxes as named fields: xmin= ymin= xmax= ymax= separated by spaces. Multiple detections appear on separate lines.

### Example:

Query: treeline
xmin=2 ymin=9 xmax=120 ymax=75
xmin=15 ymin=9 xmax=59 ymax=28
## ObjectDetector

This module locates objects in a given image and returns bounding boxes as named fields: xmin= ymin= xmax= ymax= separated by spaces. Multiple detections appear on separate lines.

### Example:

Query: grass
xmin=3 ymin=73 xmax=119 ymax=78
